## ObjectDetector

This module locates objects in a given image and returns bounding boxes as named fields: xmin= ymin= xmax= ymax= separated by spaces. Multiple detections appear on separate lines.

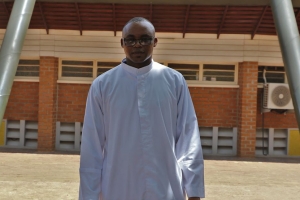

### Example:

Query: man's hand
xmin=188 ymin=197 xmax=200 ymax=200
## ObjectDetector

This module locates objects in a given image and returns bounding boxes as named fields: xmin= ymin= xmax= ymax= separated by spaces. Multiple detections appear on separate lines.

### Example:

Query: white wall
xmin=0 ymin=29 xmax=283 ymax=65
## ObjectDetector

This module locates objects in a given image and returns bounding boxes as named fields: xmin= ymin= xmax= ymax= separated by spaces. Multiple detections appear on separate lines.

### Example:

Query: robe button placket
xmin=137 ymin=73 xmax=152 ymax=194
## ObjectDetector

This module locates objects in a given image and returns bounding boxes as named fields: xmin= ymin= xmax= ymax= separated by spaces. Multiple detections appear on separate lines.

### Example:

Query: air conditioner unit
xmin=263 ymin=83 xmax=293 ymax=110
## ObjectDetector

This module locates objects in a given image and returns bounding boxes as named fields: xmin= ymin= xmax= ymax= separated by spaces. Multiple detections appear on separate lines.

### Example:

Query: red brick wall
xmin=4 ymin=82 xmax=39 ymax=121
xmin=38 ymin=57 xmax=58 ymax=151
xmin=56 ymin=86 xmax=239 ymax=126
xmin=57 ymin=84 xmax=90 ymax=123
xmin=237 ymin=62 xmax=258 ymax=157
xmin=256 ymin=88 xmax=298 ymax=128
xmin=190 ymin=87 xmax=238 ymax=127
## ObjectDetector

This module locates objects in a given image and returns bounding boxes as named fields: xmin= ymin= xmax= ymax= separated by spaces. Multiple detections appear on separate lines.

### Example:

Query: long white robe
xmin=79 ymin=60 xmax=205 ymax=200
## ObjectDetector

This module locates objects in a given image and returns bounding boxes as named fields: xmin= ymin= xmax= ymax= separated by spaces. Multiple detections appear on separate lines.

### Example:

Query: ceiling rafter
xmin=217 ymin=5 xmax=229 ymax=39
xmin=38 ymin=2 xmax=49 ymax=34
xmin=0 ymin=3 xmax=293 ymax=36
xmin=149 ymin=3 xmax=152 ymax=22
xmin=112 ymin=3 xmax=117 ymax=36
xmin=75 ymin=2 xmax=82 ymax=35
xmin=251 ymin=6 xmax=268 ymax=39
xmin=182 ymin=5 xmax=190 ymax=38
xmin=2 ymin=1 xmax=10 ymax=17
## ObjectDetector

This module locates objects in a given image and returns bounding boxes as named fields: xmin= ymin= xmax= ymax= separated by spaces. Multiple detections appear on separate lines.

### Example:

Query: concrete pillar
xmin=38 ymin=56 xmax=58 ymax=151
xmin=237 ymin=62 xmax=258 ymax=157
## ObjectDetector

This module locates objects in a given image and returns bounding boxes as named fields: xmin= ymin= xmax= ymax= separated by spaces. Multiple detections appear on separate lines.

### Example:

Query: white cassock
xmin=79 ymin=60 xmax=205 ymax=200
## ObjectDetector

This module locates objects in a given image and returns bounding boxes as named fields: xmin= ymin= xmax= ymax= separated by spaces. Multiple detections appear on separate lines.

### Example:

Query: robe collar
xmin=121 ymin=58 xmax=153 ymax=76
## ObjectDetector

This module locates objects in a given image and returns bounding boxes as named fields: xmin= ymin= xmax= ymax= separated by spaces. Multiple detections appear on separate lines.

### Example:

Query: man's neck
xmin=125 ymin=58 xmax=152 ymax=69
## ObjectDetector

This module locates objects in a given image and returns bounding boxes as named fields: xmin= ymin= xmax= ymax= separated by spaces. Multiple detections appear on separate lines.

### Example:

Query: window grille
xmin=4 ymin=120 xmax=38 ymax=149
xmin=202 ymin=64 xmax=235 ymax=82
xmin=15 ymin=59 xmax=39 ymax=77
xmin=61 ymin=60 xmax=93 ymax=78
xmin=258 ymin=66 xmax=285 ymax=84
xmin=168 ymin=63 xmax=199 ymax=80
xmin=56 ymin=122 xmax=82 ymax=151
xmin=255 ymin=128 xmax=288 ymax=156
xmin=200 ymin=126 xmax=237 ymax=156
xmin=97 ymin=62 xmax=119 ymax=76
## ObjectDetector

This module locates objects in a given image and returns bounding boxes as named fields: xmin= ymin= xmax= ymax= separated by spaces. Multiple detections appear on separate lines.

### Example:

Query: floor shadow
xmin=1 ymin=147 xmax=299 ymax=163
xmin=204 ymin=155 xmax=300 ymax=164
xmin=0 ymin=147 xmax=80 ymax=155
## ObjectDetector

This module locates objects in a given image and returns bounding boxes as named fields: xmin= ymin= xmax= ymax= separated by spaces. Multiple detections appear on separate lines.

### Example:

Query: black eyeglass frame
xmin=122 ymin=37 xmax=154 ymax=47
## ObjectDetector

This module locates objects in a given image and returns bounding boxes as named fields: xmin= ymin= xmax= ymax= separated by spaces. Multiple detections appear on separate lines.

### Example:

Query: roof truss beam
xmin=149 ymin=3 xmax=152 ymax=22
xmin=75 ymin=2 xmax=83 ymax=35
xmin=2 ymin=2 xmax=10 ymax=17
xmin=38 ymin=2 xmax=49 ymax=34
xmin=217 ymin=5 xmax=228 ymax=39
xmin=251 ymin=6 xmax=268 ymax=39
xmin=112 ymin=3 xmax=117 ymax=36
xmin=296 ymin=8 xmax=300 ymax=19
xmin=182 ymin=5 xmax=190 ymax=38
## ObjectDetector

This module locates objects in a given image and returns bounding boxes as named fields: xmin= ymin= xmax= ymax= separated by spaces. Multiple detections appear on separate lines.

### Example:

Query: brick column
xmin=38 ymin=57 xmax=58 ymax=151
xmin=238 ymin=62 xmax=258 ymax=157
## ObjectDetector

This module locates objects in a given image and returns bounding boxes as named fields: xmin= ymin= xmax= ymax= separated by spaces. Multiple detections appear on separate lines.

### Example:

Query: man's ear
xmin=121 ymin=38 xmax=124 ymax=48
xmin=153 ymin=38 xmax=158 ymax=47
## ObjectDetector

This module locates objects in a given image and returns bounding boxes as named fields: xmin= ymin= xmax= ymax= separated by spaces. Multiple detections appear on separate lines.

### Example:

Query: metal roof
xmin=1 ymin=1 xmax=300 ymax=38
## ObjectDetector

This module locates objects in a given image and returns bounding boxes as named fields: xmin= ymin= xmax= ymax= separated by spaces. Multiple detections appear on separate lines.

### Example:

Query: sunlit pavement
xmin=0 ymin=151 xmax=299 ymax=200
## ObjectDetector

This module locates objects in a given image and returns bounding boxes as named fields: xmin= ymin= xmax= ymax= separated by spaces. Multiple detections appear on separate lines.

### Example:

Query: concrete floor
xmin=0 ymin=150 xmax=299 ymax=200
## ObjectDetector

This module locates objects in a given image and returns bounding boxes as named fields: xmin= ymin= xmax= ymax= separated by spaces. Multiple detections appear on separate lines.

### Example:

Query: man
xmin=79 ymin=17 xmax=205 ymax=200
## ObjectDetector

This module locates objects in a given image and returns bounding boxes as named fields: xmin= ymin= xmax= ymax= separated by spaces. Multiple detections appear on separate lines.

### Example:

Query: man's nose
xmin=133 ymin=40 xmax=142 ymax=47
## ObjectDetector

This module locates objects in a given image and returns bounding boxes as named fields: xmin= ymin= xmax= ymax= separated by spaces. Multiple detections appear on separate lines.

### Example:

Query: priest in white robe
xmin=79 ymin=17 xmax=205 ymax=200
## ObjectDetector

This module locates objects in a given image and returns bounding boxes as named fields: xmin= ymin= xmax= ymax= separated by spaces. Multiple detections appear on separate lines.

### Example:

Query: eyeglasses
xmin=123 ymin=37 xmax=154 ymax=47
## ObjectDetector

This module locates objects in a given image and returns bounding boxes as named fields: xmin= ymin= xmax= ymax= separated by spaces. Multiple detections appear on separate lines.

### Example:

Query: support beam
xmin=251 ymin=6 xmax=268 ymax=39
xmin=182 ymin=5 xmax=190 ymax=38
xmin=39 ymin=2 xmax=49 ymax=34
xmin=75 ymin=2 xmax=82 ymax=35
xmin=112 ymin=3 xmax=116 ymax=36
xmin=0 ymin=0 xmax=36 ymax=123
xmin=217 ymin=5 xmax=228 ymax=39
xmin=271 ymin=0 xmax=300 ymax=129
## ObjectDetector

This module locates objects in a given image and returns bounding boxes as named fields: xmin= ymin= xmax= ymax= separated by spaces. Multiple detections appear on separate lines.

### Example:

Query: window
xmin=61 ymin=60 xmax=94 ymax=78
xmin=59 ymin=59 xmax=120 ymax=82
xmin=168 ymin=63 xmax=238 ymax=85
xmin=97 ymin=62 xmax=119 ymax=76
xmin=258 ymin=66 xmax=285 ymax=84
xmin=58 ymin=59 xmax=238 ymax=85
xmin=168 ymin=63 xmax=199 ymax=80
xmin=203 ymin=64 xmax=235 ymax=82
xmin=15 ymin=59 xmax=40 ymax=78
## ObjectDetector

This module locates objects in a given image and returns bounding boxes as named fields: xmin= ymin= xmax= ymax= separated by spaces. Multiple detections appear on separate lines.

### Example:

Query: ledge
xmin=57 ymin=80 xmax=92 ymax=84
xmin=14 ymin=78 xmax=39 ymax=82
xmin=188 ymin=83 xmax=239 ymax=88
xmin=57 ymin=79 xmax=239 ymax=88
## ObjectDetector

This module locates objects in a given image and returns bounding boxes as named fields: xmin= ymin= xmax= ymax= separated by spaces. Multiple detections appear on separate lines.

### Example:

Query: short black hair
xmin=123 ymin=17 xmax=155 ymax=31
xmin=125 ymin=17 xmax=151 ymax=25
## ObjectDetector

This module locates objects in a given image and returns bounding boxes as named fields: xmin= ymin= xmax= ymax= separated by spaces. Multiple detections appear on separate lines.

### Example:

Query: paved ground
xmin=0 ymin=150 xmax=299 ymax=200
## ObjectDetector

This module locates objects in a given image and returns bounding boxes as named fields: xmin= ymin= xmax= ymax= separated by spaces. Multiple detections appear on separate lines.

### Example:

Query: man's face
xmin=121 ymin=21 xmax=157 ymax=68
